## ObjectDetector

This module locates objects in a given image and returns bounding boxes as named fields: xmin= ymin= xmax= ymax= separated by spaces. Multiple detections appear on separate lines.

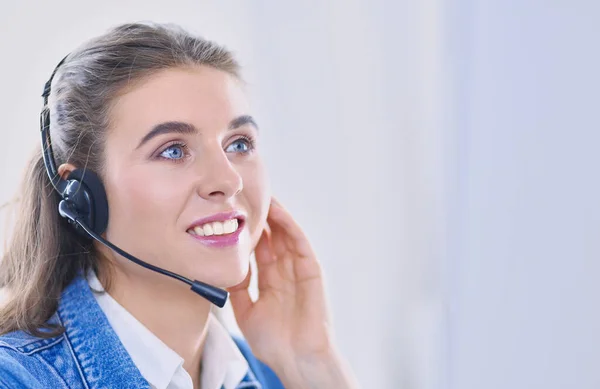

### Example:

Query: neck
xmin=99 ymin=261 xmax=211 ymax=386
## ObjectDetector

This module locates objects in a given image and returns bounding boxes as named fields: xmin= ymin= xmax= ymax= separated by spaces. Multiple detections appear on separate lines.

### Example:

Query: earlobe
xmin=57 ymin=163 xmax=78 ymax=180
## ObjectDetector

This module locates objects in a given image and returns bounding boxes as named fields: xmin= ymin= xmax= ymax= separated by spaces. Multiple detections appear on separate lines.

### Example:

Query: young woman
xmin=0 ymin=22 xmax=358 ymax=389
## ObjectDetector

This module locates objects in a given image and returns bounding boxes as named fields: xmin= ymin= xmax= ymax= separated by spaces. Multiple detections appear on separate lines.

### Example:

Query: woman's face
xmin=100 ymin=66 xmax=270 ymax=288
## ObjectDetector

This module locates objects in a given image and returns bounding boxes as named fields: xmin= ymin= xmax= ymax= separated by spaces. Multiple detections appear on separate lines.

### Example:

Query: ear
xmin=57 ymin=163 xmax=78 ymax=180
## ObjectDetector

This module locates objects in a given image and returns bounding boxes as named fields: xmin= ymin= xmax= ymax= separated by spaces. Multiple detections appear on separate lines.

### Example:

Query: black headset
xmin=40 ymin=55 xmax=228 ymax=307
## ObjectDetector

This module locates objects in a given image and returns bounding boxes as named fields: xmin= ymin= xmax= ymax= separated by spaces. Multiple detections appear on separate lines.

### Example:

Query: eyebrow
xmin=136 ymin=115 xmax=259 ymax=150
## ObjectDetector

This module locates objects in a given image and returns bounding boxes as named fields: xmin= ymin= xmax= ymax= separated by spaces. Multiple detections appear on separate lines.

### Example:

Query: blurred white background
xmin=0 ymin=1 xmax=598 ymax=388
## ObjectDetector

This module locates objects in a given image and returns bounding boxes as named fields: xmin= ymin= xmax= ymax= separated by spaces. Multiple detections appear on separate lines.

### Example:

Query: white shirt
xmin=87 ymin=272 xmax=249 ymax=389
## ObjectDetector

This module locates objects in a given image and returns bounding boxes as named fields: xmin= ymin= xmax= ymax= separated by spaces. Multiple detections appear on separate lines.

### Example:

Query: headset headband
xmin=40 ymin=54 xmax=70 ymax=194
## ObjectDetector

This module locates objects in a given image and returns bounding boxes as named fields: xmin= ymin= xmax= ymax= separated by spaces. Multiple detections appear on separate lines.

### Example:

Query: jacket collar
xmin=57 ymin=272 xmax=150 ymax=388
xmin=56 ymin=272 xmax=263 ymax=389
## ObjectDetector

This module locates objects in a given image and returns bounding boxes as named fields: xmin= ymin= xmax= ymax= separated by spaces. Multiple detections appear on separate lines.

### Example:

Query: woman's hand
xmin=228 ymin=198 xmax=359 ymax=389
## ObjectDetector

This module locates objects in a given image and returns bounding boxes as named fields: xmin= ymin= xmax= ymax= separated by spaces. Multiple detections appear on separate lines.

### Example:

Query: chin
xmin=188 ymin=255 xmax=250 ymax=289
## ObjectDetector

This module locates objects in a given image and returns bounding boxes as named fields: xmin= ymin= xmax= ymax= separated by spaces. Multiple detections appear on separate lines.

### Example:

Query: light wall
xmin=0 ymin=1 xmax=445 ymax=388
xmin=3 ymin=1 xmax=597 ymax=389
xmin=443 ymin=1 xmax=600 ymax=388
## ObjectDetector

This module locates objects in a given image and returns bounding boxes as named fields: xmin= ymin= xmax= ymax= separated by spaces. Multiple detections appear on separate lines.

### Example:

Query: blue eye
xmin=159 ymin=143 xmax=186 ymax=160
xmin=226 ymin=137 xmax=254 ymax=154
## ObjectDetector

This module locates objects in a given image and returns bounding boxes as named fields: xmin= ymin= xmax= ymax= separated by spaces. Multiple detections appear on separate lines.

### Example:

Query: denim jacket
xmin=0 ymin=274 xmax=284 ymax=388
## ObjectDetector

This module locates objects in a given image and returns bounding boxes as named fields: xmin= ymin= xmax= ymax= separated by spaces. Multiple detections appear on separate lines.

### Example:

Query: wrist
xmin=273 ymin=348 xmax=359 ymax=389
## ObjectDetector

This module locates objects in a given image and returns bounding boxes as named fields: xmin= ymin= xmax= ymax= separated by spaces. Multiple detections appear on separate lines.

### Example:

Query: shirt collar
xmin=87 ymin=271 xmax=249 ymax=389
xmin=201 ymin=314 xmax=249 ymax=389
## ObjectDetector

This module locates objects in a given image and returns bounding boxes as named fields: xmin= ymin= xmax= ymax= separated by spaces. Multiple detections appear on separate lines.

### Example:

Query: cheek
xmin=241 ymin=160 xmax=271 ymax=245
xmin=104 ymin=166 xmax=182 ymax=236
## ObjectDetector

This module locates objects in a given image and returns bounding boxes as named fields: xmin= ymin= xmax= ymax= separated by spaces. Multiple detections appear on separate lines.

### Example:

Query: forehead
xmin=108 ymin=66 xmax=249 ymax=133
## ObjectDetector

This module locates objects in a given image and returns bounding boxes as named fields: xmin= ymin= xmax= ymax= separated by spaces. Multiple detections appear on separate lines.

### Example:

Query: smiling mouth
xmin=187 ymin=217 xmax=244 ymax=237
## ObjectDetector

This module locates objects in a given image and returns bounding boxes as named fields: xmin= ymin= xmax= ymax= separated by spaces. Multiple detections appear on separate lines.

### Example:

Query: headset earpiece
xmin=59 ymin=169 xmax=109 ymax=236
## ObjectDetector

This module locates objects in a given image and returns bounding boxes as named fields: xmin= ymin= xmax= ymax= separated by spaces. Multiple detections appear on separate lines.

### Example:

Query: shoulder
xmin=0 ymin=326 xmax=64 ymax=355
xmin=0 ymin=313 xmax=66 ymax=357
xmin=0 ymin=322 xmax=69 ymax=388
xmin=0 ymin=336 xmax=46 ymax=388
xmin=231 ymin=335 xmax=285 ymax=389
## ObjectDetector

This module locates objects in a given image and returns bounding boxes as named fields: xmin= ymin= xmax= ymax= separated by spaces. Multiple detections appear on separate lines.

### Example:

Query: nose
xmin=194 ymin=149 xmax=243 ymax=201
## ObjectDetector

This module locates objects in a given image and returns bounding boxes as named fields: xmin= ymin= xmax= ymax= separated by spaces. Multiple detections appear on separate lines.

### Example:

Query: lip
xmin=187 ymin=211 xmax=246 ymax=230
xmin=187 ymin=211 xmax=246 ymax=248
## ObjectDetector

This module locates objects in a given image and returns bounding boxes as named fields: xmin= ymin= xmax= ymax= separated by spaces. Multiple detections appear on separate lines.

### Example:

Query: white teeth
xmin=189 ymin=218 xmax=240 ymax=237
xmin=223 ymin=220 xmax=235 ymax=234
xmin=203 ymin=223 xmax=214 ymax=236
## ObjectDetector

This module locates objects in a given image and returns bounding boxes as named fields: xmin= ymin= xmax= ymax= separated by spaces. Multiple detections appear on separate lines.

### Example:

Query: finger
xmin=268 ymin=198 xmax=315 ymax=258
xmin=254 ymin=229 xmax=283 ymax=292
xmin=268 ymin=198 xmax=323 ymax=285
xmin=270 ymin=199 xmax=329 ymax=322
xmin=254 ymin=228 xmax=276 ymax=266
xmin=268 ymin=198 xmax=306 ymax=239
xmin=265 ymin=218 xmax=291 ymax=260
xmin=227 ymin=264 xmax=254 ymax=321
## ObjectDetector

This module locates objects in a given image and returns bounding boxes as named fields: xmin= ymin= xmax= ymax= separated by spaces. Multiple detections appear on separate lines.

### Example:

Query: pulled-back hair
xmin=0 ymin=22 xmax=240 ymax=337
